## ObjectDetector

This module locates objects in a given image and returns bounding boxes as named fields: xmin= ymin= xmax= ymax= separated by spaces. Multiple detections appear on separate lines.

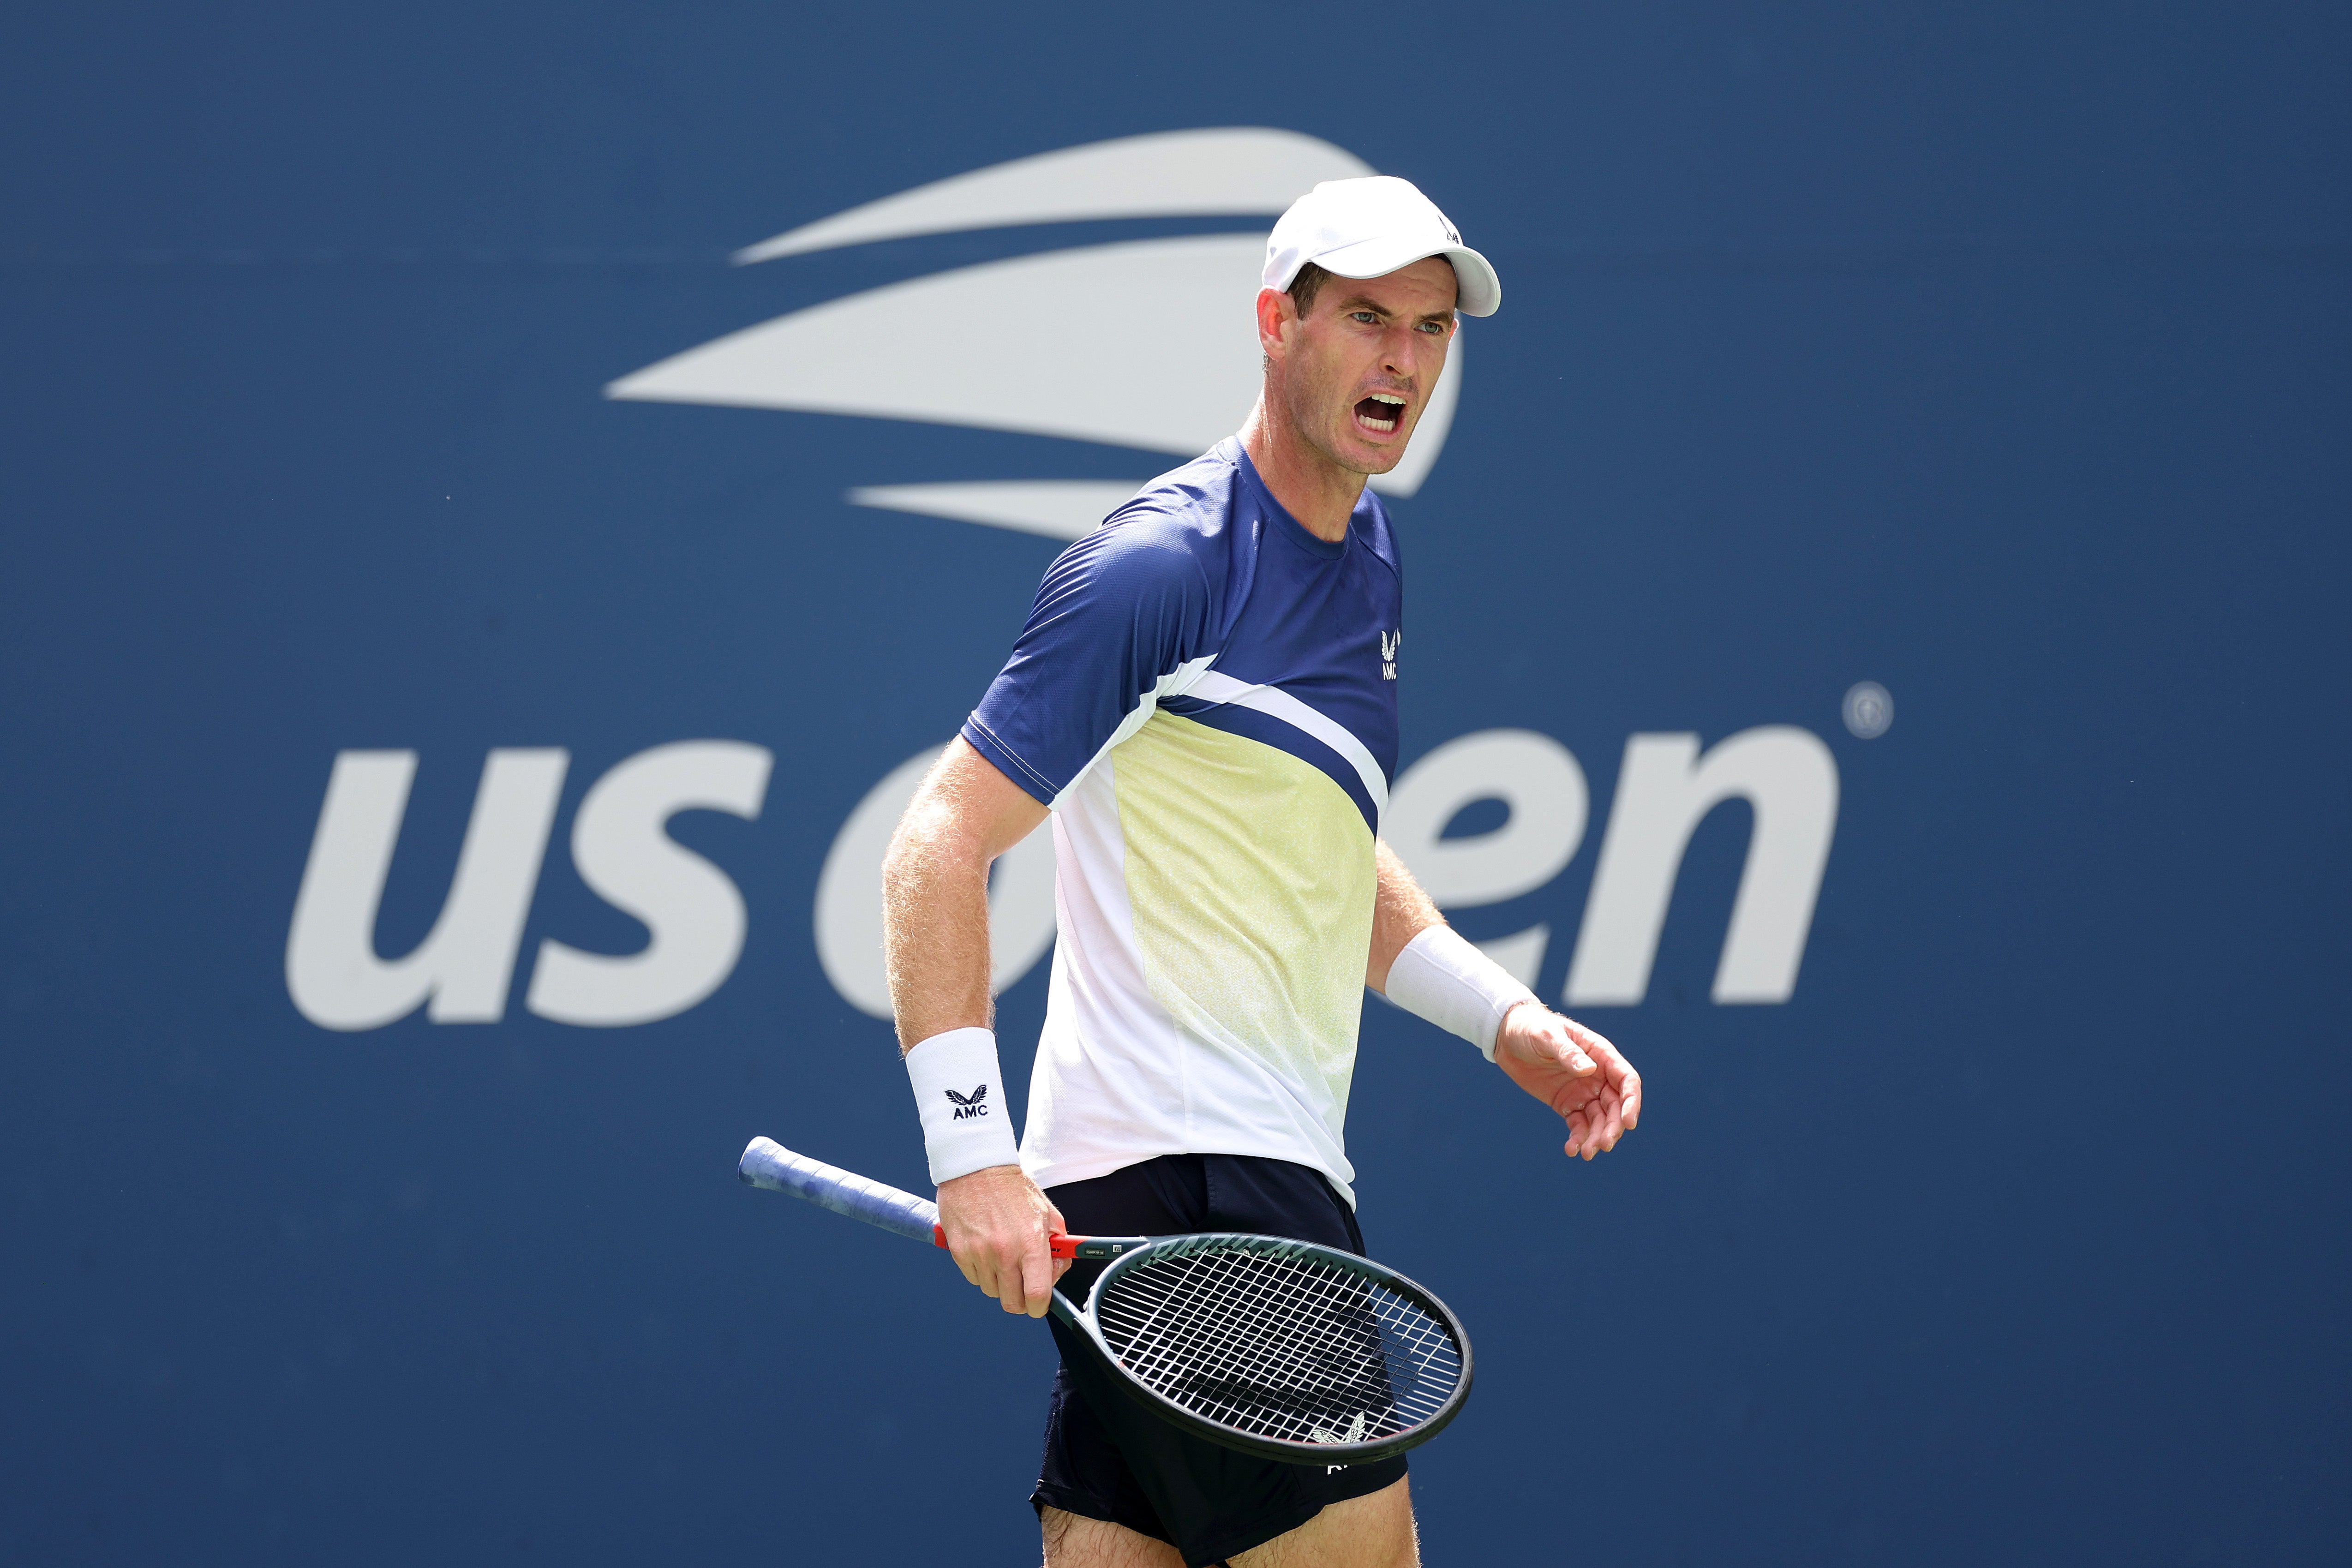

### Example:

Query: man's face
xmin=1262 ymin=256 xmax=1459 ymax=477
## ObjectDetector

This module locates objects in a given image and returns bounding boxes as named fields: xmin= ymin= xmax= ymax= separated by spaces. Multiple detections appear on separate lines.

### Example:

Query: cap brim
xmin=1310 ymin=235 xmax=1501 ymax=317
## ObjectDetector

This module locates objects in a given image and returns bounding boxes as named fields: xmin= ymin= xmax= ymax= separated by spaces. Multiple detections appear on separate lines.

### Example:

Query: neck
xmin=1238 ymin=392 xmax=1366 ymax=543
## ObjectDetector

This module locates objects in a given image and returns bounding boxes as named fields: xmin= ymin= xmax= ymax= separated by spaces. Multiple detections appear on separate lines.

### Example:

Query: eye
xmin=1418 ymin=319 xmax=1451 ymax=336
xmin=1350 ymin=311 xmax=1379 ymax=324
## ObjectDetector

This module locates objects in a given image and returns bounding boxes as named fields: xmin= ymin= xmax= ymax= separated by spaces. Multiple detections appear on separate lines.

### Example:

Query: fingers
xmin=958 ymin=1237 xmax=1009 ymax=1302
xmin=1500 ymin=1009 xmax=1642 ymax=1161
xmin=1562 ymin=1083 xmax=1631 ymax=1158
xmin=1046 ymin=1202 xmax=1072 ymax=1284
xmin=1567 ymin=1018 xmax=1641 ymax=1135
xmin=1007 ymin=1198 xmax=1061 ymax=1317
xmin=1594 ymin=1048 xmax=1639 ymax=1133
xmin=1499 ymin=1006 xmax=1596 ymax=1075
xmin=1592 ymin=1072 xmax=1626 ymax=1149
xmin=1568 ymin=1020 xmax=1618 ymax=1076
xmin=938 ymin=1166 xmax=1062 ymax=1314
xmin=990 ymin=1211 xmax=1056 ymax=1316
xmin=1553 ymin=1015 xmax=1596 ymax=1075
xmin=1542 ymin=1014 xmax=1596 ymax=1075
xmin=968 ymin=1228 xmax=1045 ymax=1313
xmin=1018 ymin=1241 xmax=1057 ymax=1318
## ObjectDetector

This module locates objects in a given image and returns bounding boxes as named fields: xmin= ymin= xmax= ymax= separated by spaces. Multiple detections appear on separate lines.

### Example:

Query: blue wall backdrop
xmin=3 ymin=4 xmax=2346 ymax=1564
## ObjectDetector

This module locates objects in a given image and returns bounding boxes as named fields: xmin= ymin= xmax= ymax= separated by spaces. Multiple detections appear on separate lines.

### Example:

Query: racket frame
xmin=1065 ymin=1230 xmax=1474 ymax=1467
xmin=738 ymin=1135 xmax=1473 ymax=1466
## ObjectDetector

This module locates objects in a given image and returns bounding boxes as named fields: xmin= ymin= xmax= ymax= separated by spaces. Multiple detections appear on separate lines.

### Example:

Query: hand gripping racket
xmin=738 ymin=1136 xmax=1472 ymax=1466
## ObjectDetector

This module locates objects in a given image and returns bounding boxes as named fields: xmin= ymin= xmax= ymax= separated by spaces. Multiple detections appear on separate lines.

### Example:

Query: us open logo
xmin=604 ymin=127 xmax=1456 ymax=540
xmin=285 ymin=129 xmax=1849 ymax=1034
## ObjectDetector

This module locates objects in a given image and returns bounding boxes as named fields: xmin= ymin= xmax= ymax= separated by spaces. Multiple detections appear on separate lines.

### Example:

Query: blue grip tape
xmin=738 ymin=1136 xmax=940 ymax=1245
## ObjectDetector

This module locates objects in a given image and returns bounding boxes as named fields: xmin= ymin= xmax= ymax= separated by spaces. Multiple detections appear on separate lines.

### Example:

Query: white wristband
xmin=905 ymin=1026 xmax=1022 ymax=1185
xmin=1384 ymin=925 xmax=1539 ymax=1063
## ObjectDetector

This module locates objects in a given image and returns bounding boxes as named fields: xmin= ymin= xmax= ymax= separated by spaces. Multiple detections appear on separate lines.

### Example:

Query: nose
xmin=1380 ymin=321 xmax=1425 ymax=383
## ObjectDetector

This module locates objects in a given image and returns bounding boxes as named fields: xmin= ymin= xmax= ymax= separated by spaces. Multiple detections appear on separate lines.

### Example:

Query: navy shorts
xmin=1032 ymin=1153 xmax=1409 ymax=1568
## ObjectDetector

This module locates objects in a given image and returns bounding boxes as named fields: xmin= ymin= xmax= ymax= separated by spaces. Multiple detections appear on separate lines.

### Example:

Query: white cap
xmin=1263 ymin=176 xmax=1500 ymax=317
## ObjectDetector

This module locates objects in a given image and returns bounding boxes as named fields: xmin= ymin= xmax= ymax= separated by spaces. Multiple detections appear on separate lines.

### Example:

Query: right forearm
xmin=881 ymin=804 xmax=994 ymax=1054
xmin=875 ymin=746 xmax=1061 ymax=1314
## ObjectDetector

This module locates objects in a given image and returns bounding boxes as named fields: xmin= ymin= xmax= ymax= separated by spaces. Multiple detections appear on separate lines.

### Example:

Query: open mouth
xmin=1353 ymin=394 xmax=1406 ymax=435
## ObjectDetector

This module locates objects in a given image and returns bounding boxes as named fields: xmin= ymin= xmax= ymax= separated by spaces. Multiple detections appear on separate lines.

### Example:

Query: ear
xmin=1255 ymin=286 xmax=1299 ymax=363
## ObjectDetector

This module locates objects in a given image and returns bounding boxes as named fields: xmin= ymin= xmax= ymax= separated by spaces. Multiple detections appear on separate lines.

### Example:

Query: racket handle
xmin=925 ymin=1232 xmax=1146 ymax=1258
xmin=738 ymin=1136 xmax=939 ymax=1245
xmin=736 ymin=1137 xmax=1148 ymax=1262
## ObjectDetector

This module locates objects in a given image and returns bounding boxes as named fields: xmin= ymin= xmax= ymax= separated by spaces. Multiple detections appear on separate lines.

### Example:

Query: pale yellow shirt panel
xmin=1108 ymin=711 xmax=1377 ymax=1120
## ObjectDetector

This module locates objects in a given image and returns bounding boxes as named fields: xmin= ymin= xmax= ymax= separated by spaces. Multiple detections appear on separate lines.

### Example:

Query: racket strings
xmin=1093 ymin=1245 xmax=1462 ymax=1448
xmin=1112 ymin=1252 xmax=1452 ymax=1443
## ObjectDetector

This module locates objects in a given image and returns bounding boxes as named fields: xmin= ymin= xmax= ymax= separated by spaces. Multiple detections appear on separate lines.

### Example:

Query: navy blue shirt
xmin=964 ymin=438 xmax=1401 ymax=833
xmin=963 ymin=438 xmax=1405 ymax=1202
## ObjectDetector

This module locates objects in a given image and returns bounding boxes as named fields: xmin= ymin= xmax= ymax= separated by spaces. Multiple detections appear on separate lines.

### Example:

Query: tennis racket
xmin=737 ymin=1135 xmax=1472 ymax=1467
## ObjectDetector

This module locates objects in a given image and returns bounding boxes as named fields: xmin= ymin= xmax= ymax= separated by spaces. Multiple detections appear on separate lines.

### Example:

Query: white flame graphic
xmin=607 ymin=128 xmax=1463 ymax=538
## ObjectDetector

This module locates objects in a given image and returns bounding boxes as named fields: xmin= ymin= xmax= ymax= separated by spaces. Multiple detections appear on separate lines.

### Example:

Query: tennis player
xmin=882 ymin=176 xmax=1640 ymax=1568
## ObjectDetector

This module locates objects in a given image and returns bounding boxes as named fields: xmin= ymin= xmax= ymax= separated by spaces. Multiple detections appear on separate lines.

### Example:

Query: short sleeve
xmin=961 ymin=515 xmax=1218 ymax=806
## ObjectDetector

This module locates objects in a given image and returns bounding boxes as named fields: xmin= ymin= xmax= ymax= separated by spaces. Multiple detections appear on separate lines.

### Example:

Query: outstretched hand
xmin=936 ymin=1163 xmax=1071 ymax=1317
xmin=1494 ymin=1003 xmax=1642 ymax=1160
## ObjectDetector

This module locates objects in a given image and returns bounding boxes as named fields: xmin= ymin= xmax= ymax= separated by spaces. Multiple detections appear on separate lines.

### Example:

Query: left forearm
xmin=1366 ymin=839 xmax=1446 ymax=992
xmin=1365 ymin=838 xmax=1642 ymax=1157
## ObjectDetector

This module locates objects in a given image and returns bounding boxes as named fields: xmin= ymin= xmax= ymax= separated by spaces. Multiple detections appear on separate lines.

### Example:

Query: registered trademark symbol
xmin=1843 ymin=681 xmax=1893 ymax=739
